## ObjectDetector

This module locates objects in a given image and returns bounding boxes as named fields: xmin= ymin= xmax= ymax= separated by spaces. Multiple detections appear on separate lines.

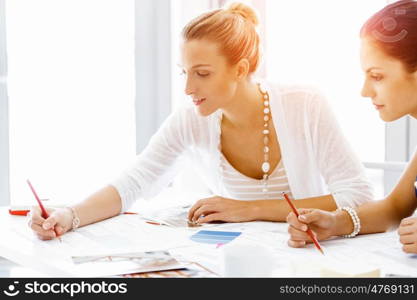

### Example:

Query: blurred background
xmin=1 ymin=0 xmax=416 ymax=208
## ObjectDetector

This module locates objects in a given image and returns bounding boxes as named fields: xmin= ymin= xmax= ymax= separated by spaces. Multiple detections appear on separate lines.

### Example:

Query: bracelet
xmin=337 ymin=206 xmax=361 ymax=238
xmin=66 ymin=207 xmax=80 ymax=231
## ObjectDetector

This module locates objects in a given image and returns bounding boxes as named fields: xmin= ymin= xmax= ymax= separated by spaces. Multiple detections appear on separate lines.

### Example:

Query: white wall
xmin=0 ymin=0 xmax=10 ymax=206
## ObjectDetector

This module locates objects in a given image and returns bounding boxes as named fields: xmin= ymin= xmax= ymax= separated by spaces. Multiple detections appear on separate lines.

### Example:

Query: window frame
xmin=135 ymin=0 xmax=173 ymax=153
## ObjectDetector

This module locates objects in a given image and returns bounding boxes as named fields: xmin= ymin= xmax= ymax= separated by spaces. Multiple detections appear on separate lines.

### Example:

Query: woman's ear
xmin=235 ymin=58 xmax=250 ymax=81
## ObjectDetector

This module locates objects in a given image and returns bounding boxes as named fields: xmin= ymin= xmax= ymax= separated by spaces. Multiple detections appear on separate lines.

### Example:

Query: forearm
xmin=72 ymin=185 xmax=122 ymax=228
xmin=251 ymin=194 xmax=337 ymax=222
xmin=333 ymin=199 xmax=409 ymax=236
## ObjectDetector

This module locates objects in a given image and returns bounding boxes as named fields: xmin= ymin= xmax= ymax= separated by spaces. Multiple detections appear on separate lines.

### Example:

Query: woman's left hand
xmin=187 ymin=196 xmax=257 ymax=224
xmin=398 ymin=217 xmax=417 ymax=254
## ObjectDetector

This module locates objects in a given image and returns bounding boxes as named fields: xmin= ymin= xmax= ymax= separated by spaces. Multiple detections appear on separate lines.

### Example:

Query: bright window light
xmin=6 ymin=0 xmax=136 ymax=206
xmin=265 ymin=0 xmax=387 ymax=163
xmin=264 ymin=0 xmax=390 ymax=198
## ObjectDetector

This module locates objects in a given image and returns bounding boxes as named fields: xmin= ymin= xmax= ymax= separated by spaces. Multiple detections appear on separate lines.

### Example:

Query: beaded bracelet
xmin=66 ymin=207 xmax=80 ymax=231
xmin=338 ymin=206 xmax=361 ymax=238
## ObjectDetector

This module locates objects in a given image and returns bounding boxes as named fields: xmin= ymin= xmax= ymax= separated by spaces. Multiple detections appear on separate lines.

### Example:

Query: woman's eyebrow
xmin=366 ymin=67 xmax=383 ymax=73
xmin=191 ymin=64 xmax=212 ymax=69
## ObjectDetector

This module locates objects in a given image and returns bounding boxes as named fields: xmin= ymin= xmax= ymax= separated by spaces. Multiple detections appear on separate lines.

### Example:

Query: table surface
xmin=0 ymin=256 xmax=48 ymax=277
xmin=2 ymin=204 xmax=417 ymax=278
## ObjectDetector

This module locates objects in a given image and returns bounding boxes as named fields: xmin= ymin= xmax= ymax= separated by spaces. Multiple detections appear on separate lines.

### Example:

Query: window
xmin=3 ymin=0 xmax=416 ymax=207
xmin=0 ymin=0 xmax=9 ymax=206
xmin=6 ymin=0 xmax=135 ymax=206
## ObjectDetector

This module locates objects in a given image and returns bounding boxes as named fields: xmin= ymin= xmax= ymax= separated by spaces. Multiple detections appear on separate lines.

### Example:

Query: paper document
xmin=140 ymin=204 xmax=224 ymax=228
xmin=121 ymin=261 xmax=218 ymax=278
xmin=71 ymin=250 xmax=185 ymax=277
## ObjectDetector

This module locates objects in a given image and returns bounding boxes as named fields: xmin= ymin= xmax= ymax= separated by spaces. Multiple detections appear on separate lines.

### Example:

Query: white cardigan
xmin=111 ymin=82 xmax=374 ymax=212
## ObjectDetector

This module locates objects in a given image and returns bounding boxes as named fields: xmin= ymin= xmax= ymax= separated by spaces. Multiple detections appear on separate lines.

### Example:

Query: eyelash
xmin=370 ymin=75 xmax=383 ymax=81
xmin=196 ymin=72 xmax=209 ymax=77
xmin=179 ymin=70 xmax=209 ymax=77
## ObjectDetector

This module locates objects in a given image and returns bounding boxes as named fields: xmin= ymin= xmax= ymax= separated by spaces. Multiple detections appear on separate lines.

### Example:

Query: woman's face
xmin=360 ymin=38 xmax=417 ymax=122
xmin=180 ymin=39 xmax=241 ymax=116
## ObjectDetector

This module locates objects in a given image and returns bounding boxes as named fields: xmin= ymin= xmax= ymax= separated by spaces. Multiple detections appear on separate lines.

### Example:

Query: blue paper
xmin=190 ymin=230 xmax=242 ymax=245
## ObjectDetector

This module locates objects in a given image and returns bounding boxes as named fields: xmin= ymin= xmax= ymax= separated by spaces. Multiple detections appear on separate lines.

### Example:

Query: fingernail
xmin=302 ymin=225 xmax=308 ymax=231
xmin=43 ymin=223 xmax=50 ymax=229
xmin=299 ymin=215 xmax=306 ymax=221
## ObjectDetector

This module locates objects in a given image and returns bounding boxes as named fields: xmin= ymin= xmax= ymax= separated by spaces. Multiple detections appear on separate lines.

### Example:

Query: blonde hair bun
xmin=226 ymin=2 xmax=259 ymax=27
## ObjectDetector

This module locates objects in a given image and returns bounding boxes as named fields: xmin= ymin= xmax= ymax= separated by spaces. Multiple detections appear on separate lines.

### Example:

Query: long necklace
xmin=258 ymin=83 xmax=270 ymax=199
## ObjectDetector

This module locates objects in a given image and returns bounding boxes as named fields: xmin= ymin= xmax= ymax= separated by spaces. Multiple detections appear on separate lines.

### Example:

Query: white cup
xmin=220 ymin=241 xmax=275 ymax=277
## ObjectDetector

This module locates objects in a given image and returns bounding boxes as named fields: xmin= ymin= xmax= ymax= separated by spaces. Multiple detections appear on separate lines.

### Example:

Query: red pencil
xmin=146 ymin=221 xmax=162 ymax=226
xmin=9 ymin=209 xmax=31 ymax=216
xmin=26 ymin=179 xmax=61 ymax=242
xmin=283 ymin=192 xmax=324 ymax=255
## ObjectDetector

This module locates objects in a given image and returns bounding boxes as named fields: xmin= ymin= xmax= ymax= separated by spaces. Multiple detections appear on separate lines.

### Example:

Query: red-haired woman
xmin=287 ymin=0 xmax=417 ymax=254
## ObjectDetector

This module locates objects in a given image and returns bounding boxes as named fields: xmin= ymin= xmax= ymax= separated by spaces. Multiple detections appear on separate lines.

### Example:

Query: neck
xmin=221 ymin=79 xmax=264 ymax=129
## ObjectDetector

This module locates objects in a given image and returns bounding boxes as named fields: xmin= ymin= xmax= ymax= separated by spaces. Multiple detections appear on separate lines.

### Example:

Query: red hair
xmin=182 ymin=2 xmax=261 ymax=74
xmin=361 ymin=0 xmax=417 ymax=72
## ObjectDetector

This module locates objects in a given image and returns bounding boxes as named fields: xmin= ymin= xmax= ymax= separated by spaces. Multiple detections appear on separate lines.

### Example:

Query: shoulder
xmin=266 ymin=81 xmax=325 ymax=104
xmin=265 ymin=81 xmax=328 ymax=112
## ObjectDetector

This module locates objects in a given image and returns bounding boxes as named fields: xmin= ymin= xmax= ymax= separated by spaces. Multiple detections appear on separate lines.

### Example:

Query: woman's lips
xmin=193 ymin=98 xmax=206 ymax=106
xmin=373 ymin=103 xmax=385 ymax=110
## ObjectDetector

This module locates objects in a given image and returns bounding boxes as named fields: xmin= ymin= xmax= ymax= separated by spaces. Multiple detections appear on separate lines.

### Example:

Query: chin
xmin=195 ymin=106 xmax=215 ymax=117
xmin=379 ymin=111 xmax=403 ymax=122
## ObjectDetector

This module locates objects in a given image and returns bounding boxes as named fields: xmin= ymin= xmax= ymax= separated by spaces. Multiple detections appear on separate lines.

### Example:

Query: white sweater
xmin=111 ymin=82 xmax=374 ymax=212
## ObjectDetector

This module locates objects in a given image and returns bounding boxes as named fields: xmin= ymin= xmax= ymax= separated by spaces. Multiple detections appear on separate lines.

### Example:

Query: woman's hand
xmin=398 ymin=217 xmax=417 ymax=254
xmin=286 ymin=208 xmax=337 ymax=248
xmin=28 ymin=206 xmax=74 ymax=240
xmin=187 ymin=196 xmax=257 ymax=224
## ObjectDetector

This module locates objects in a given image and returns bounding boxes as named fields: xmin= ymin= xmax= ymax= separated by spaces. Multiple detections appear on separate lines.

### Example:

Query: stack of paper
xmin=71 ymin=250 xmax=185 ymax=277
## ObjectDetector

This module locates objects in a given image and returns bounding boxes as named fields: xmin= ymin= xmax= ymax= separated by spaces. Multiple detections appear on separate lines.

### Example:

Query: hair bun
xmin=227 ymin=2 xmax=259 ymax=26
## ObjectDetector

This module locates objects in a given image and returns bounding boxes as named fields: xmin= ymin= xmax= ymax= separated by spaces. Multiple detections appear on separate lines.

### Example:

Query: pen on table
xmin=8 ymin=208 xmax=31 ymax=216
xmin=9 ymin=203 xmax=49 ymax=216
xmin=282 ymin=192 xmax=324 ymax=255
xmin=146 ymin=221 xmax=163 ymax=226
xmin=26 ymin=179 xmax=62 ymax=242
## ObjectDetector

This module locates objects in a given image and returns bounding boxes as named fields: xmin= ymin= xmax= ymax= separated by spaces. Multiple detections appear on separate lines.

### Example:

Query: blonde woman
xmin=28 ymin=3 xmax=373 ymax=240
xmin=287 ymin=0 xmax=417 ymax=254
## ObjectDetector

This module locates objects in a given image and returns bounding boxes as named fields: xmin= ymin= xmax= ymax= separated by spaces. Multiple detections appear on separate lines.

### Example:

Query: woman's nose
xmin=184 ymin=78 xmax=194 ymax=96
xmin=361 ymin=80 xmax=375 ymax=98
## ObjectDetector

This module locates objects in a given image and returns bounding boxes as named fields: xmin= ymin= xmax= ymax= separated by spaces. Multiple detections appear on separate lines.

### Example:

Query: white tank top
xmin=220 ymin=153 xmax=293 ymax=200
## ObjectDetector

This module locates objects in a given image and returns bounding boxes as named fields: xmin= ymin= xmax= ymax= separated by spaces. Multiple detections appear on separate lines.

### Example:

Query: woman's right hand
xmin=28 ymin=207 xmax=74 ymax=240
xmin=286 ymin=208 xmax=337 ymax=248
